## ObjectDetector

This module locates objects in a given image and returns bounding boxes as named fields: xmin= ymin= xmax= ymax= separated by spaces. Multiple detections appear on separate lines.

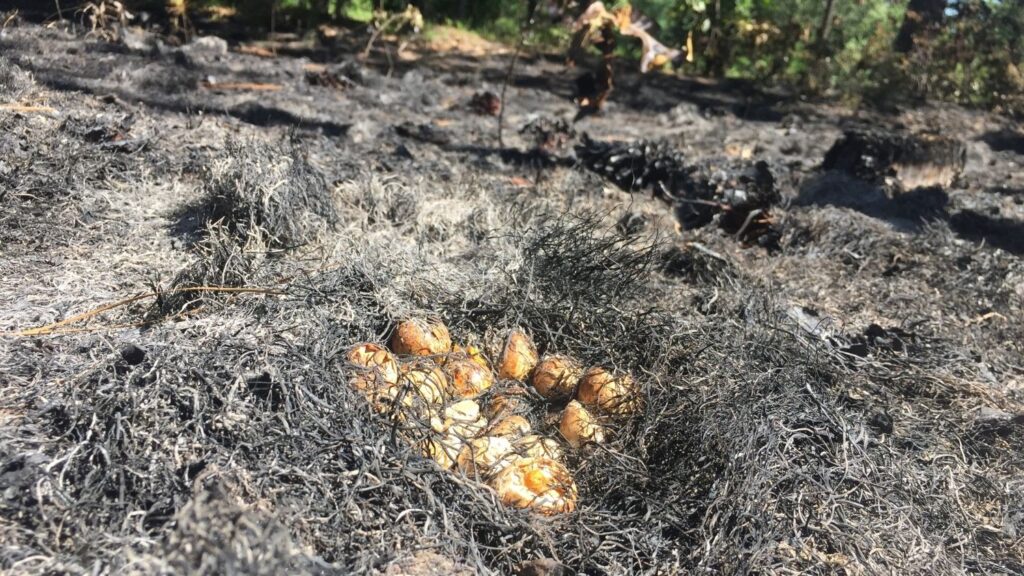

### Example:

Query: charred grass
xmin=1 ymin=30 xmax=1023 ymax=576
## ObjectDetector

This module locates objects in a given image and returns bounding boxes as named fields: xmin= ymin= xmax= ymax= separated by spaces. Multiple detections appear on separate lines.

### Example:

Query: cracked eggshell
xmin=577 ymin=367 xmax=639 ymax=415
xmin=489 ymin=456 xmax=578 ymax=515
xmin=400 ymin=360 xmax=450 ymax=405
xmin=420 ymin=435 xmax=463 ymax=470
xmin=487 ymin=415 xmax=532 ymax=439
xmin=496 ymin=329 xmax=539 ymax=382
xmin=443 ymin=357 xmax=494 ymax=399
xmin=347 ymin=343 xmax=400 ymax=392
xmin=484 ymin=385 xmax=531 ymax=420
xmin=430 ymin=399 xmax=488 ymax=439
xmin=391 ymin=318 xmax=453 ymax=357
xmin=456 ymin=436 xmax=517 ymax=478
xmin=451 ymin=344 xmax=491 ymax=371
xmin=559 ymin=400 xmax=606 ymax=448
xmin=515 ymin=434 xmax=564 ymax=462
xmin=366 ymin=383 xmax=415 ymax=421
xmin=530 ymin=355 xmax=582 ymax=401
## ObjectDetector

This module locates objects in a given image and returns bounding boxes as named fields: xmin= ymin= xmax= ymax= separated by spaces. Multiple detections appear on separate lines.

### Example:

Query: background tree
xmin=894 ymin=0 xmax=946 ymax=53
xmin=82 ymin=0 xmax=1024 ymax=116
xmin=815 ymin=0 xmax=836 ymax=55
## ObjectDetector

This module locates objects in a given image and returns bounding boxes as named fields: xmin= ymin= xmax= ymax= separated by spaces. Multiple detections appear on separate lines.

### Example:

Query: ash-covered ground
xmin=1 ymin=22 xmax=1022 ymax=576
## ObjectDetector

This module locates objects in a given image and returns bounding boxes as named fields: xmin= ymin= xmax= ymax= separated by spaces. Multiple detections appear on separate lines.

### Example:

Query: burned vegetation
xmin=186 ymin=138 xmax=339 ymax=249
xmin=576 ymin=135 xmax=783 ymax=247
xmin=1 ymin=16 xmax=1023 ymax=576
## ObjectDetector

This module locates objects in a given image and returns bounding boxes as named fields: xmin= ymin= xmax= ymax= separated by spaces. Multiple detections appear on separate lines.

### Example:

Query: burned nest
xmin=4 ymin=182 xmax=1022 ymax=574
xmin=823 ymin=127 xmax=967 ymax=190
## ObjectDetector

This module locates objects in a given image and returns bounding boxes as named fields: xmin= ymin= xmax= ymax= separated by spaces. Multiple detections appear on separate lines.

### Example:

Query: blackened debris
xmin=63 ymin=114 xmax=134 ymax=144
xmin=949 ymin=210 xmax=1024 ymax=256
xmin=575 ymin=134 xmax=692 ymax=197
xmin=520 ymin=117 xmax=576 ymax=153
xmin=838 ymin=323 xmax=917 ymax=358
xmin=119 ymin=343 xmax=147 ymax=366
xmin=981 ymin=129 xmax=1024 ymax=155
xmin=869 ymin=412 xmax=895 ymax=435
xmin=576 ymin=134 xmax=781 ymax=245
xmin=246 ymin=372 xmax=284 ymax=411
xmin=395 ymin=121 xmax=453 ymax=146
xmin=305 ymin=67 xmax=357 ymax=90
xmin=658 ymin=243 xmax=732 ymax=283
xmin=702 ymin=160 xmax=780 ymax=246
xmin=469 ymin=91 xmax=501 ymax=116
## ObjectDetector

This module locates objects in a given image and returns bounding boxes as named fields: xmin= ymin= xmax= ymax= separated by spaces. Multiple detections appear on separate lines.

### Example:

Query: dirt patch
xmin=416 ymin=25 xmax=512 ymax=58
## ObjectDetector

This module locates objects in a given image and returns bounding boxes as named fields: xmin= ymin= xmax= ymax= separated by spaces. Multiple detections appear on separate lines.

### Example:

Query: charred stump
xmin=823 ymin=129 xmax=966 ymax=190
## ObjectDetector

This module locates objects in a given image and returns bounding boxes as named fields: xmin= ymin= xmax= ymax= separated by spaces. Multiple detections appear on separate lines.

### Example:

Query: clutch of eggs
xmin=346 ymin=318 xmax=642 ymax=515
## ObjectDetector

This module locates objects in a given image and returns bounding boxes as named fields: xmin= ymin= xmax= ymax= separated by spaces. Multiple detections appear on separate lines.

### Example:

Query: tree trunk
xmin=313 ymin=0 xmax=330 ymax=21
xmin=894 ymin=0 xmax=946 ymax=53
xmin=816 ymin=0 xmax=837 ymax=54
xmin=706 ymin=0 xmax=733 ymax=77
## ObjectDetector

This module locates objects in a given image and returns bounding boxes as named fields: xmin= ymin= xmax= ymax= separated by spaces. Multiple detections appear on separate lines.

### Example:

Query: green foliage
xmin=341 ymin=0 xmax=374 ymax=23
xmin=644 ymin=0 xmax=1022 ymax=114
xmin=913 ymin=1 xmax=1024 ymax=113
xmin=124 ymin=0 xmax=1023 ymax=115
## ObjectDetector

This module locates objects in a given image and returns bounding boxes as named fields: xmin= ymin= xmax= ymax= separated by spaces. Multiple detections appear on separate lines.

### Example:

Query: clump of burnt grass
xmin=190 ymin=137 xmax=339 ymax=250
xmin=3 ymin=180 xmax=1022 ymax=576
xmin=0 ymin=56 xmax=34 ymax=101
xmin=149 ymin=136 xmax=340 ymax=318
xmin=121 ymin=484 xmax=313 ymax=575
xmin=149 ymin=224 xmax=273 ymax=320
xmin=442 ymin=210 xmax=676 ymax=367
xmin=782 ymin=205 xmax=1024 ymax=381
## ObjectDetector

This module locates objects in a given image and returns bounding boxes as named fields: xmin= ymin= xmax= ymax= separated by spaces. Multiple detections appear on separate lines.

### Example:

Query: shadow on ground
xmin=797 ymin=171 xmax=1024 ymax=255
xmin=949 ymin=210 xmax=1024 ymax=255
xmin=5 ymin=53 xmax=352 ymax=137
xmin=981 ymin=129 xmax=1024 ymax=154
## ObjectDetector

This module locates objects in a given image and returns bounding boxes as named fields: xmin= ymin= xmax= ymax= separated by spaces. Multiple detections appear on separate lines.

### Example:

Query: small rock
xmin=119 ymin=343 xmax=146 ymax=366
xmin=393 ymin=144 xmax=415 ymax=160
xmin=183 ymin=35 xmax=228 ymax=56
xmin=119 ymin=26 xmax=155 ymax=52
xmin=869 ymin=412 xmax=894 ymax=435
xmin=517 ymin=559 xmax=568 ymax=576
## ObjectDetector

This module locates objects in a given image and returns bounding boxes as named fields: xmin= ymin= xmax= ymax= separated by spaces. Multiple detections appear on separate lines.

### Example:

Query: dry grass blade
xmin=199 ymin=81 xmax=283 ymax=91
xmin=9 ymin=286 xmax=285 ymax=337
xmin=0 ymin=102 xmax=56 ymax=113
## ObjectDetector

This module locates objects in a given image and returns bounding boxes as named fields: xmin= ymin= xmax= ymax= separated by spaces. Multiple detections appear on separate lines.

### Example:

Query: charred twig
xmin=686 ymin=242 xmax=727 ymax=262
xmin=0 ymin=103 xmax=57 ymax=114
xmin=497 ymin=0 xmax=540 ymax=147
xmin=733 ymin=208 xmax=764 ymax=241
xmin=9 ymin=286 xmax=284 ymax=337
xmin=200 ymin=81 xmax=282 ymax=91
